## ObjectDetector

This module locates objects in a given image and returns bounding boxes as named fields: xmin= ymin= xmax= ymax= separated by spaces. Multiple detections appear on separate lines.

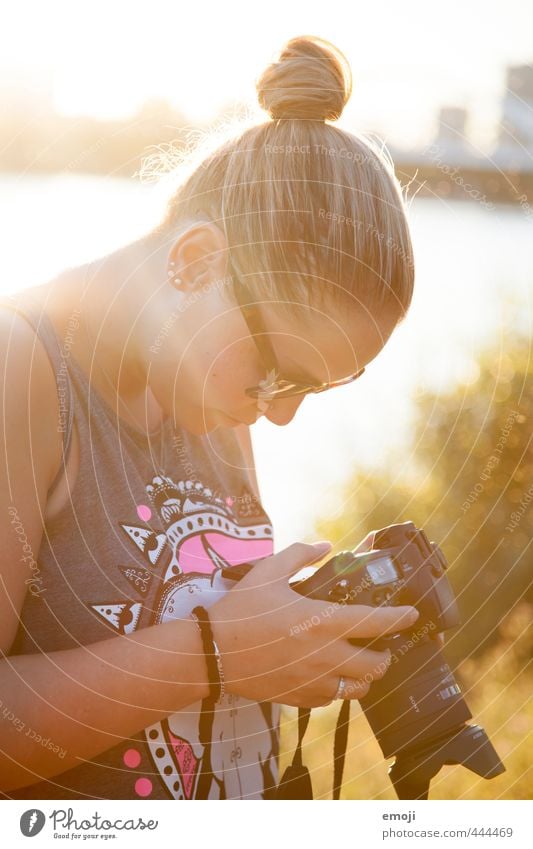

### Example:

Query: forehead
xmin=259 ymin=300 xmax=397 ymax=383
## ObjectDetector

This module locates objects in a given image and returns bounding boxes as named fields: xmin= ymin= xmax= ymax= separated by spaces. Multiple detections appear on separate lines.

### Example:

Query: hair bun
xmin=256 ymin=35 xmax=352 ymax=122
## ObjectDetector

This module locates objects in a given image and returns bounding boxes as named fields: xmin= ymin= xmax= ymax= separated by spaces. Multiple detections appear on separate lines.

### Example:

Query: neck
xmin=75 ymin=232 xmax=167 ymax=400
xmin=35 ymin=233 xmax=171 ymax=438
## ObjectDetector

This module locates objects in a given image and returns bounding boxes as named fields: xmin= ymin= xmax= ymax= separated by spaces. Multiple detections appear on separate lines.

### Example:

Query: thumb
xmin=353 ymin=530 xmax=376 ymax=554
xmin=257 ymin=540 xmax=333 ymax=584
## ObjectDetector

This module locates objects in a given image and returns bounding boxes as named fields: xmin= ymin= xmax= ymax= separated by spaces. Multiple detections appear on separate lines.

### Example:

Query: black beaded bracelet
xmin=191 ymin=605 xmax=225 ymax=703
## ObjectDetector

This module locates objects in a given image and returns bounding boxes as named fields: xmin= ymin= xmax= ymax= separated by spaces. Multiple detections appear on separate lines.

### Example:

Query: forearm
xmin=0 ymin=616 xmax=209 ymax=791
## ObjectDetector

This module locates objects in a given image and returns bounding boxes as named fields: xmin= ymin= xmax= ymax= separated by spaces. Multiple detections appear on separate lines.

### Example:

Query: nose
xmin=263 ymin=395 xmax=306 ymax=426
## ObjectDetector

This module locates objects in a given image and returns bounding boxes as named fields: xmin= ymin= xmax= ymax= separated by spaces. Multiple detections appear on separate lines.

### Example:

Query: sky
xmin=1 ymin=0 xmax=532 ymax=150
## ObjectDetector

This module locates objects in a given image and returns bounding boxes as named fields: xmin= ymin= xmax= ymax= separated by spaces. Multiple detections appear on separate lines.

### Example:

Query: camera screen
xmin=367 ymin=556 xmax=397 ymax=585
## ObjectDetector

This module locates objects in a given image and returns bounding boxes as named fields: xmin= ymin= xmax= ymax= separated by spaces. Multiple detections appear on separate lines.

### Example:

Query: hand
xmin=210 ymin=541 xmax=420 ymax=708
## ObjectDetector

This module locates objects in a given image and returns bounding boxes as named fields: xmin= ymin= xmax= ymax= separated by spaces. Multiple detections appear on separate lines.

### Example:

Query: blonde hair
xmin=144 ymin=35 xmax=415 ymax=326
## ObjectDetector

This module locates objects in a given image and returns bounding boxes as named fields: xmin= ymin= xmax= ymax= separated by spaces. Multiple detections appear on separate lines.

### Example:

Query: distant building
xmin=435 ymin=106 xmax=468 ymax=146
xmin=495 ymin=65 xmax=533 ymax=168
xmin=423 ymin=105 xmax=483 ymax=167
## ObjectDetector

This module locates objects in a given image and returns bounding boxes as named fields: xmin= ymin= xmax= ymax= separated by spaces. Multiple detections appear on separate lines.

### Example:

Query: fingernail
xmin=407 ymin=607 xmax=420 ymax=623
xmin=311 ymin=540 xmax=333 ymax=552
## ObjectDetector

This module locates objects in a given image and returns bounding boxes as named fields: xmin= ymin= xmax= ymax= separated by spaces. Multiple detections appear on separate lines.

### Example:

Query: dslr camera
xmin=224 ymin=521 xmax=505 ymax=799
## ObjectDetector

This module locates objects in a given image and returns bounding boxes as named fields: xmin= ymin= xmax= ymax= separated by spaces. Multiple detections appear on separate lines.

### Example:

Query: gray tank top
xmin=0 ymin=294 xmax=279 ymax=800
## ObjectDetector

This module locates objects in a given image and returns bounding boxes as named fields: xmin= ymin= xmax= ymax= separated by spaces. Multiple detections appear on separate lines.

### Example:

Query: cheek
xmin=207 ymin=347 xmax=256 ymax=404
xmin=149 ymin=327 xmax=262 ymax=416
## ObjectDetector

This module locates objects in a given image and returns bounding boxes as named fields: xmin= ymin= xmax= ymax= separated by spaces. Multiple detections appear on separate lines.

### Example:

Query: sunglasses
xmin=230 ymin=260 xmax=365 ymax=402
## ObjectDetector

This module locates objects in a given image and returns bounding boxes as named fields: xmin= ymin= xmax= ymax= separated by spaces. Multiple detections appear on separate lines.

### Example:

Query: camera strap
xmin=275 ymin=707 xmax=313 ymax=798
xmin=275 ymin=700 xmax=352 ymax=799
xmin=333 ymin=699 xmax=351 ymax=799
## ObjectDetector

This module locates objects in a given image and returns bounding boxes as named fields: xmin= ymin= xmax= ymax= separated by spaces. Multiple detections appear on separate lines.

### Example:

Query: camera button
xmin=329 ymin=579 xmax=351 ymax=603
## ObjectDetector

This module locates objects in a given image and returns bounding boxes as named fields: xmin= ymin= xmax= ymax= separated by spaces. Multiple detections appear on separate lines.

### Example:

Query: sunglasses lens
xmin=246 ymin=384 xmax=308 ymax=400
xmin=246 ymin=369 xmax=364 ymax=400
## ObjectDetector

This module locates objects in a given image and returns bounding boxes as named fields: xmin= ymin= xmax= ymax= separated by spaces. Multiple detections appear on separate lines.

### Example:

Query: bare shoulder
xmin=0 ymin=304 xmax=63 ymax=491
xmin=0 ymin=304 xmax=64 ymax=653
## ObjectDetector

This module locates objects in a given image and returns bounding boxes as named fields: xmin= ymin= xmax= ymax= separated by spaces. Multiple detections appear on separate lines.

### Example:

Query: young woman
xmin=0 ymin=35 xmax=417 ymax=800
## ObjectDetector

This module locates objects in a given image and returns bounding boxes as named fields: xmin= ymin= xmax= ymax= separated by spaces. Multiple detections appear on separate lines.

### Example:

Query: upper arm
xmin=233 ymin=424 xmax=260 ymax=500
xmin=0 ymin=309 xmax=62 ymax=655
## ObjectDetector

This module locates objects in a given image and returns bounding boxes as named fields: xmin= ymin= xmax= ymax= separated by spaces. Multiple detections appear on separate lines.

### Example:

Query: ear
xmin=167 ymin=221 xmax=228 ymax=294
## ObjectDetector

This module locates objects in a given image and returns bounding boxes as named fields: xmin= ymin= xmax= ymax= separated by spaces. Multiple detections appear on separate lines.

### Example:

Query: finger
xmin=245 ymin=541 xmax=333 ymax=585
xmin=299 ymin=675 xmax=370 ymax=707
xmin=334 ymin=678 xmax=371 ymax=701
xmin=334 ymin=645 xmax=392 ymax=682
xmin=327 ymin=603 xmax=419 ymax=639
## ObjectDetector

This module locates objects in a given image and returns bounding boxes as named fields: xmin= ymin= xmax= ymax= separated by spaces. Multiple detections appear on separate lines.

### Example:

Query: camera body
xmin=293 ymin=521 xmax=459 ymax=639
xmin=292 ymin=521 xmax=471 ymax=759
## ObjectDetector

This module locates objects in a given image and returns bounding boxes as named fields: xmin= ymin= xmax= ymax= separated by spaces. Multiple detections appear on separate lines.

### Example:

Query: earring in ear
xmin=167 ymin=261 xmax=182 ymax=284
